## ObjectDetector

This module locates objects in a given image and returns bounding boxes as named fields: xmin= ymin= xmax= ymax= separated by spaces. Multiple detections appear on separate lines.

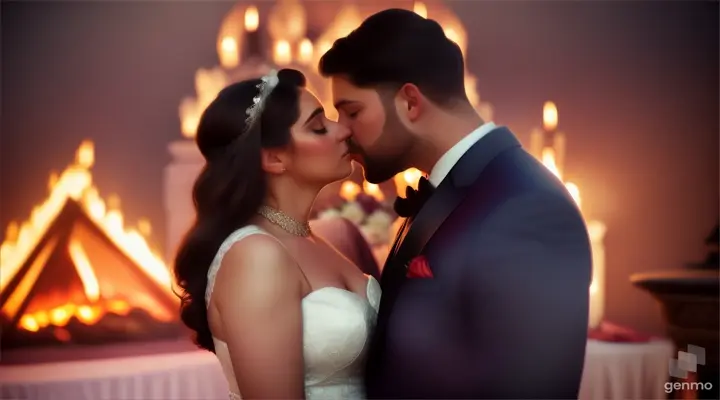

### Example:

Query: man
xmin=319 ymin=8 xmax=592 ymax=399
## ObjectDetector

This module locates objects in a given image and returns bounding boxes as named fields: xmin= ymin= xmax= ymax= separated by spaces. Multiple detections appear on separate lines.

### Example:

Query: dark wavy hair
xmin=173 ymin=69 xmax=307 ymax=352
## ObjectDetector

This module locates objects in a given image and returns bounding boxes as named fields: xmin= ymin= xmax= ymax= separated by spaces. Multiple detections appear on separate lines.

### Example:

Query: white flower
xmin=360 ymin=223 xmax=390 ymax=246
xmin=317 ymin=208 xmax=342 ymax=220
xmin=340 ymin=201 xmax=366 ymax=225
xmin=365 ymin=210 xmax=393 ymax=230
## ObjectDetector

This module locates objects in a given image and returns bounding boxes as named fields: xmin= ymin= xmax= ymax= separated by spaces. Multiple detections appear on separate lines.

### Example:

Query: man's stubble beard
xmin=360 ymin=112 xmax=414 ymax=184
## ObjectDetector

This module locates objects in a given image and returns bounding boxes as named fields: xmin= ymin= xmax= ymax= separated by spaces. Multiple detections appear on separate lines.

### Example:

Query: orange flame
xmin=543 ymin=101 xmax=558 ymax=132
xmin=340 ymin=181 xmax=361 ymax=202
xmin=413 ymin=1 xmax=428 ymax=18
xmin=0 ymin=140 xmax=174 ymax=298
xmin=244 ymin=6 xmax=259 ymax=32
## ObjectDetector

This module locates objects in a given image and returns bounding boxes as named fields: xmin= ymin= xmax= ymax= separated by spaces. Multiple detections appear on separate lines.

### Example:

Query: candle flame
xmin=541 ymin=147 xmax=581 ymax=209
xmin=363 ymin=181 xmax=385 ymax=202
xmin=245 ymin=6 xmax=259 ymax=32
xmin=219 ymin=36 xmax=239 ymax=68
xmin=413 ymin=1 xmax=428 ymax=18
xmin=273 ymin=40 xmax=292 ymax=66
xmin=298 ymin=38 xmax=313 ymax=65
xmin=543 ymin=101 xmax=558 ymax=132
xmin=339 ymin=181 xmax=361 ymax=201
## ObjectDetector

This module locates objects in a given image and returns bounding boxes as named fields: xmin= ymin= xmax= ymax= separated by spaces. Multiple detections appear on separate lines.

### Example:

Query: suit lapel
xmin=380 ymin=217 xmax=409 ymax=287
xmin=390 ymin=127 xmax=521 ymax=270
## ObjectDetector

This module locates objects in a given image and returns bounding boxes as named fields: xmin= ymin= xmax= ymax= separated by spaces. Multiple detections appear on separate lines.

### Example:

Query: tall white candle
xmin=554 ymin=131 xmax=566 ymax=176
xmin=529 ymin=127 xmax=544 ymax=159
xmin=587 ymin=220 xmax=607 ymax=329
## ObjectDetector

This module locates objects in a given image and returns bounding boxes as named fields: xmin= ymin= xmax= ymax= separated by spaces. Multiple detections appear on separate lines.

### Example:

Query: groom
xmin=320 ymin=9 xmax=592 ymax=399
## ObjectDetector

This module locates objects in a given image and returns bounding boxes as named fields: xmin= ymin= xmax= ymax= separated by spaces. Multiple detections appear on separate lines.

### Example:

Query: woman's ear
xmin=261 ymin=148 xmax=287 ymax=174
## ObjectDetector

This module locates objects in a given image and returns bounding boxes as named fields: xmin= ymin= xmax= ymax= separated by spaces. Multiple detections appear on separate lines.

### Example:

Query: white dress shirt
xmin=428 ymin=122 xmax=497 ymax=187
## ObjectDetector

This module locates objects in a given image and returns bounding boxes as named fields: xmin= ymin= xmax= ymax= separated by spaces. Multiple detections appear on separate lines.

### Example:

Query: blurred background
xmin=1 ymin=0 xmax=717 ymax=399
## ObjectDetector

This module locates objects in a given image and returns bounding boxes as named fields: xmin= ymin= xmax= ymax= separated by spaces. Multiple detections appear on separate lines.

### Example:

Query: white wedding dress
xmin=205 ymin=225 xmax=381 ymax=399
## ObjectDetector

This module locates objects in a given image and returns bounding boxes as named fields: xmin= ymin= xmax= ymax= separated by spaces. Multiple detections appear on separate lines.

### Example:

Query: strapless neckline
xmin=303 ymin=276 xmax=380 ymax=304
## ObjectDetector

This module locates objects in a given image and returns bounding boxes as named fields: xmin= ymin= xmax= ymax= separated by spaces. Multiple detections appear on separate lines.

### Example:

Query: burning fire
xmin=1 ymin=141 xmax=176 ymax=333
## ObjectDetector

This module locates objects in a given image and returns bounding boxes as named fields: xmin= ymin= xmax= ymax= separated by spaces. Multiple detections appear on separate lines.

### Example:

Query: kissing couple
xmin=174 ymin=8 xmax=592 ymax=400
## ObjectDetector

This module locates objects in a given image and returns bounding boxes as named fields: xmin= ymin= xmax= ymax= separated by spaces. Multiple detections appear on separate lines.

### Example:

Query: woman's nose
xmin=337 ymin=124 xmax=352 ymax=142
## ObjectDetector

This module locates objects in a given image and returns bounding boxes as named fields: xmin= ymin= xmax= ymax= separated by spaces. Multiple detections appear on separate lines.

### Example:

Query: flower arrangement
xmin=317 ymin=181 xmax=397 ymax=247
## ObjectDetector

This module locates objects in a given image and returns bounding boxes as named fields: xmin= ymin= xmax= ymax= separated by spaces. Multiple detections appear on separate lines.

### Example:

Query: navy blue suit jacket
xmin=365 ymin=127 xmax=592 ymax=399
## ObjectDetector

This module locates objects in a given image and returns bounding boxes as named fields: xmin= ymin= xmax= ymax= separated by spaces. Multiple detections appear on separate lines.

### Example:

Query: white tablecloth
xmin=580 ymin=339 xmax=674 ymax=400
xmin=0 ymin=350 xmax=229 ymax=400
xmin=1 ymin=339 xmax=673 ymax=400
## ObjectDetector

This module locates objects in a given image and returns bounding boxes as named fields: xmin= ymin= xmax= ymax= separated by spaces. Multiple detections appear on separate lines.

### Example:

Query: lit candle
xmin=413 ymin=1 xmax=428 ymax=18
xmin=273 ymin=40 xmax=292 ymax=66
xmin=587 ymin=220 xmax=606 ymax=329
xmin=554 ymin=131 xmax=566 ymax=178
xmin=363 ymin=181 xmax=385 ymax=202
xmin=543 ymin=101 xmax=558 ymax=133
xmin=244 ymin=6 xmax=261 ymax=59
xmin=339 ymin=181 xmax=361 ymax=201
xmin=529 ymin=127 xmax=544 ymax=159
xmin=564 ymin=182 xmax=581 ymax=210
xmin=541 ymin=147 xmax=561 ymax=180
xmin=393 ymin=168 xmax=423 ymax=197
xmin=245 ymin=6 xmax=259 ymax=32
xmin=297 ymin=38 xmax=313 ymax=65
xmin=219 ymin=36 xmax=239 ymax=69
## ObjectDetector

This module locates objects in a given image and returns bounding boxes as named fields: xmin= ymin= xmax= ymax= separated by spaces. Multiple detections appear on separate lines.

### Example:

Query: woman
xmin=173 ymin=69 xmax=381 ymax=399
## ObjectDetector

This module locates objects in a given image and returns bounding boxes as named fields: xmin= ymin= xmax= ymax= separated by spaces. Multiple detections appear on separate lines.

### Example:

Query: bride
xmin=173 ymin=68 xmax=381 ymax=399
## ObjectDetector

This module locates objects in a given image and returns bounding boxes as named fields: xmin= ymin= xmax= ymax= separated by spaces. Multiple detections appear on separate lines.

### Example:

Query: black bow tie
xmin=393 ymin=176 xmax=435 ymax=218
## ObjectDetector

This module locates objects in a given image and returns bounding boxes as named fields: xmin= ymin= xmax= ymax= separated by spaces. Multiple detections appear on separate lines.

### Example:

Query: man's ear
xmin=396 ymin=83 xmax=423 ymax=122
xmin=261 ymin=148 xmax=286 ymax=175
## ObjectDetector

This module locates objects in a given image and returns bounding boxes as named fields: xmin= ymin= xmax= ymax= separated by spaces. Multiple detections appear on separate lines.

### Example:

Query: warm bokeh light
xmin=298 ymin=38 xmax=314 ymax=65
xmin=413 ymin=1 xmax=428 ymax=18
xmin=363 ymin=181 xmax=385 ymax=202
xmin=340 ymin=181 xmax=362 ymax=201
xmin=273 ymin=40 xmax=292 ymax=65
xmin=543 ymin=101 xmax=558 ymax=132
xmin=244 ymin=6 xmax=259 ymax=32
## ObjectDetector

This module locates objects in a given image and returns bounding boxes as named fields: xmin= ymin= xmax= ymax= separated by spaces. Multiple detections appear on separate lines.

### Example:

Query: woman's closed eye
xmin=304 ymin=107 xmax=328 ymax=134
xmin=311 ymin=125 xmax=328 ymax=134
xmin=310 ymin=118 xmax=327 ymax=135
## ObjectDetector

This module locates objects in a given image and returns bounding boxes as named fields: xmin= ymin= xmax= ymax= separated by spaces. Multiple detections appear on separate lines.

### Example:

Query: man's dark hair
xmin=319 ymin=8 xmax=467 ymax=106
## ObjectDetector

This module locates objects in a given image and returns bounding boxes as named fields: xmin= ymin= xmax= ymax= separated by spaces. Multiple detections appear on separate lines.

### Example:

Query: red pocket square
xmin=406 ymin=255 xmax=433 ymax=278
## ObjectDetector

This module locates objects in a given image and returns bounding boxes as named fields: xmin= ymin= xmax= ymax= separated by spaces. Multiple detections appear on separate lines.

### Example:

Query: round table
xmin=580 ymin=339 xmax=674 ymax=400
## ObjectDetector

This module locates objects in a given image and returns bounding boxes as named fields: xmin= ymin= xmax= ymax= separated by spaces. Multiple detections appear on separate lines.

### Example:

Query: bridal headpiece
xmin=245 ymin=69 xmax=280 ymax=131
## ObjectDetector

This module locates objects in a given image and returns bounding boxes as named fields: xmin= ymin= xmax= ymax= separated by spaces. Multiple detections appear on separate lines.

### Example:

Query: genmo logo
xmin=664 ymin=381 xmax=713 ymax=394
xmin=665 ymin=344 xmax=713 ymax=394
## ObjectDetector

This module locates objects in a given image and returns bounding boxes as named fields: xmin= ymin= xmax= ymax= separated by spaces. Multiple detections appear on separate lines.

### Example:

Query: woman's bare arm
xmin=212 ymin=234 xmax=305 ymax=399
